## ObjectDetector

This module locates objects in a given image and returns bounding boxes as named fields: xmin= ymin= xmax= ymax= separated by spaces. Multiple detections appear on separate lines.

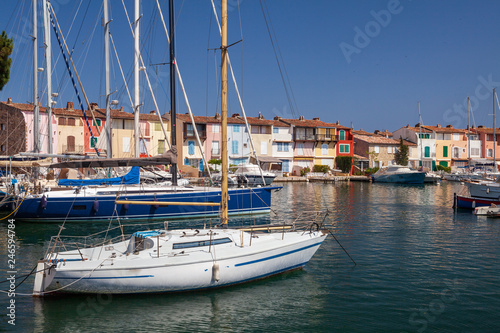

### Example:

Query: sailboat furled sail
xmin=32 ymin=0 xmax=328 ymax=296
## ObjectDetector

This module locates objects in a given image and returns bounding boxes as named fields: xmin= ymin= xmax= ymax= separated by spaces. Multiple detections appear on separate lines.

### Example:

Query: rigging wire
xmin=259 ymin=0 xmax=299 ymax=118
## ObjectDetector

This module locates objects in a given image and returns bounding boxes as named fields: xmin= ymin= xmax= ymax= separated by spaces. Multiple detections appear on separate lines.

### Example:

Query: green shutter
xmin=443 ymin=146 xmax=448 ymax=157
xmin=424 ymin=146 xmax=430 ymax=158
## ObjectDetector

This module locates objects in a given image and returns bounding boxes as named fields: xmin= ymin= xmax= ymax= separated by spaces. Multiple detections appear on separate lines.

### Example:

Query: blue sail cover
xmin=58 ymin=166 xmax=140 ymax=186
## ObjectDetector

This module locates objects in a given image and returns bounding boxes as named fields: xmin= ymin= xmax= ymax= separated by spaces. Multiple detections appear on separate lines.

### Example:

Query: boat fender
xmin=153 ymin=197 xmax=159 ymax=209
xmin=487 ymin=188 xmax=490 ymax=194
xmin=212 ymin=262 xmax=220 ymax=282
xmin=93 ymin=199 xmax=99 ymax=212
xmin=40 ymin=195 xmax=47 ymax=209
xmin=123 ymin=203 xmax=129 ymax=211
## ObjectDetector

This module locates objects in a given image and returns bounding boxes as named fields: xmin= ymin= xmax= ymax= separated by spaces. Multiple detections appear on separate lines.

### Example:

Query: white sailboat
xmin=32 ymin=0 xmax=328 ymax=296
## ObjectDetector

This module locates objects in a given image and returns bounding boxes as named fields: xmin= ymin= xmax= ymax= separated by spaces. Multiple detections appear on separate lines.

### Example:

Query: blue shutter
xmin=283 ymin=160 xmax=289 ymax=172
xmin=233 ymin=125 xmax=240 ymax=132
xmin=232 ymin=140 xmax=239 ymax=154
xmin=188 ymin=141 xmax=195 ymax=155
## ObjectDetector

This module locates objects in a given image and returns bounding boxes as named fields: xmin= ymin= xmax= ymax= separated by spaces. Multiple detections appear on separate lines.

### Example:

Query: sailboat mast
xmin=221 ymin=0 xmax=228 ymax=224
xmin=169 ymin=0 xmax=177 ymax=186
xmin=494 ymin=89 xmax=496 ymax=170
xmin=418 ymin=102 xmax=422 ymax=168
xmin=104 ymin=0 xmax=112 ymax=158
xmin=134 ymin=0 xmax=140 ymax=158
xmin=43 ymin=0 xmax=52 ymax=154
xmin=33 ymin=0 xmax=39 ymax=154
xmin=467 ymin=96 xmax=471 ymax=164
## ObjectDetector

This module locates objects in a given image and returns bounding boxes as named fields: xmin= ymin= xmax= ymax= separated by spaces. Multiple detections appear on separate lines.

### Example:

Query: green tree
xmin=0 ymin=31 xmax=13 ymax=91
xmin=394 ymin=138 xmax=409 ymax=166
xmin=335 ymin=156 xmax=353 ymax=173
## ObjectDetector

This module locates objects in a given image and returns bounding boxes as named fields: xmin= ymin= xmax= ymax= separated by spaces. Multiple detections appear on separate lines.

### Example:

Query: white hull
xmin=34 ymin=228 xmax=327 ymax=295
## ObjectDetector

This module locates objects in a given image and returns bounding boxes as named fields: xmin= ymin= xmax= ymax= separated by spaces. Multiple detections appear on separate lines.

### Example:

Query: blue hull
xmin=371 ymin=173 xmax=425 ymax=184
xmin=13 ymin=186 xmax=280 ymax=222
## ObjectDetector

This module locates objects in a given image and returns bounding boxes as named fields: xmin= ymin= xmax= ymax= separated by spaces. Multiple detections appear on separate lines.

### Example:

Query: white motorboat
xmin=234 ymin=163 xmax=277 ymax=186
xmin=474 ymin=204 xmax=500 ymax=217
xmin=371 ymin=165 xmax=425 ymax=184
xmin=465 ymin=179 xmax=500 ymax=200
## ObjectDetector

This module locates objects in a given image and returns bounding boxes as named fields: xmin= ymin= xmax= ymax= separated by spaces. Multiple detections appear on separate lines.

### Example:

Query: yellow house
xmin=422 ymin=125 xmax=467 ymax=168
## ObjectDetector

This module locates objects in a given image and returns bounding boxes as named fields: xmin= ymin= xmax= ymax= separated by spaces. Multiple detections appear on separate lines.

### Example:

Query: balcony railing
xmin=211 ymin=148 xmax=220 ymax=156
xmin=315 ymin=134 xmax=338 ymax=141
xmin=185 ymin=130 xmax=207 ymax=139
xmin=62 ymin=144 xmax=84 ymax=154
xmin=294 ymin=134 xmax=316 ymax=141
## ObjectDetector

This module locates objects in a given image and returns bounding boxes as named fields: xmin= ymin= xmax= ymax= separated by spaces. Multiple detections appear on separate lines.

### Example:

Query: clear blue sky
xmin=2 ymin=0 xmax=500 ymax=133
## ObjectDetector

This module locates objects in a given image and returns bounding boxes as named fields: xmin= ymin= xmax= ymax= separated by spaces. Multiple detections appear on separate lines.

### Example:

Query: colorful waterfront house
xmin=393 ymin=124 xmax=436 ymax=170
xmin=0 ymin=98 xmax=56 ymax=155
xmin=271 ymin=117 xmax=293 ymax=176
xmin=176 ymin=113 xmax=208 ymax=174
xmin=353 ymin=133 xmax=401 ymax=168
xmin=227 ymin=114 xmax=251 ymax=165
xmin=335 ymin=123 xmax=354 ymax=172
xmin=235 ymin=113 xmax=278 ymax=171
xmin=420 ymin=124 xmax=469 ymax=169
xmin=279 ymin=116 xmax=351 ymax=174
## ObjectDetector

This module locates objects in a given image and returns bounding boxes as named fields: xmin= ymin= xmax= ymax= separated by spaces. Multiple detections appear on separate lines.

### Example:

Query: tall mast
xmin=418 ymin=101 xmax=422 ymax=168
xmin=43 ymin=0 xmax=52 ymax=154
xmin=104 ymin=0 xmax=112 ymax=157
xmin=221 ymin=0 xmax=228 ymax=225
xmin=33 ymin=0 xmax=39 ymax=154
xmin=467 ymin=96 xmax=471 ymax=164
xmin=134 ymin=0 xmax=140 ymax=157
xmin=169 ymin=0 xmax=177 ymax=186
xmin=494 ymin=89 xmax=496 ymax=170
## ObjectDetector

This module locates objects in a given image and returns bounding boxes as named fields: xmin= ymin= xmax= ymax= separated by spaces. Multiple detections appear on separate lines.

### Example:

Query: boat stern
xmin=32 ymin=260 xmax=56 ymax=297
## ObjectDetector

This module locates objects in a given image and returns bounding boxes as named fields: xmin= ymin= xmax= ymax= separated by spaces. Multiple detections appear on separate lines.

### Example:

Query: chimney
xmin=90 ymin=102 xmax=98 ymax=110
xmin=7 ymin=97 xmax=12 ymax=105
xmin=258 ymin=112 xmax=263 ymax=119
xmin=232 ymin=113 xmax=240 ymax=118
xmin=215 ymin=112 xmax=221 ymax=120
xmin=313 ymin=117 xmax=320 ymax=121
xmin=299 ymin=115 xmax=305 ymax=121
xmin=446 ymin=124 xmax=453 ymax=128
xmin=150 ymin=110 xmax=155 ymax=114
xmin=66 ymin=101 xmax=74 ymax=110
xmin=437 ymin=124 xmax=441 ymax=128
xmin=274 ymin=116 xmax=282 ymax=120
xmin=336 ymin=120 xmax=339 ymax=125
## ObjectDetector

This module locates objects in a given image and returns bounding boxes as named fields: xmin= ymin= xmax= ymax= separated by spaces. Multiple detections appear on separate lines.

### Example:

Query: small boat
xmin=234 ymin=163 xmax=277 ymax=186
xmin=464 ymin=179 xmax=500 ymax=200
xmin=453 ymin=193 xmax=500 ymax=209
xmin=424 ymin=172 xmax=441 ymax=184
xmin=473 ymin=204 xmax=500 ymax=216
xmin=371 ymin=165 xmax=425 ymax=184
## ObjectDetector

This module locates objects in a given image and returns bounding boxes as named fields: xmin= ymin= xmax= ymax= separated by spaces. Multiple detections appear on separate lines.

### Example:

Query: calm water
xmin=1 ymin=181 xmax=500 ymax=332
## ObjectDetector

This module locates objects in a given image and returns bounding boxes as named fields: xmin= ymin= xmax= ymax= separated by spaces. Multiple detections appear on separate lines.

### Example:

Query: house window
xmin=278 ymin=142 xmax=289 ymax=152
xmin=283 ymin=143 xmax=289 ymax=152
xmin=232 ymin=140 xmax=239 ymax=154
xmin=158 ymin=140 xmax=165 ymax=154
xmin=212 ymin=141 xmax=220 ymax=155
xmin=212 ymin=124 xmax=220 ymax=133
xmin=453 ymin=133 xmax=460 ymax=141
xmin=339 ymin=130 xmax=345 ymax=140
xmin=123 ymin=137 xmax=131 ymax=153
xmin=273 ymin=127 xmax=279 ymax=134
xmin=424 ymin=146 xmax=430 ymax=158
xmin=0 ymin=124 xmax=5 ymax=130
xmin=443 ymin=146 xmax=448 ymax=157
xmin=58 ymin=118 xmax=66 ymax=125
xmin=261 ymin=141 xmax=268 ymax=155
xmin=282 ymin=160 xmax=290 ymax=172
xmin=419 ymin=133 xmax=430 ymax=139
xmin=186 ymin=124 xmax=194 ymax=137
xmin=387 ymin=146 xmax=394 ymax=154
xmin=188 ymin=141 xmax=195 ymax=155
xmin=155 ymin=122 xmax=162 ymax=131
xmin=140 ymin=140 xmax=148 ymax=154
xmin=470 ymin=148 xmax=480 ymax=156
xmin=297 ymin=143 xmax=304 ymax=155
xmin=93 ymin=119 xmax=102 ymax=127
xmin=67 ymin=136 xmax=75 ymax=152
xmin=453 ymin=147 xmax=460 ymax=158
xmin=90 ymin=137 xmax=98 ymax=148
xmin=233 ymin=125 xmax=240 ymax=132
xmin=374 ymin=146 xmax=380 ymax=154
xmin=251 ymin=126 xmax=259 ymax=134
xmin=67 ymin=118 xmax=75 ymax=126
xmin=339 ymin=144 xmax=350 ymax=153
xmin=487 ymin=149 xmax=493 ymax=157
xmin=322 ymin=144 xmax=328 ymax=155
